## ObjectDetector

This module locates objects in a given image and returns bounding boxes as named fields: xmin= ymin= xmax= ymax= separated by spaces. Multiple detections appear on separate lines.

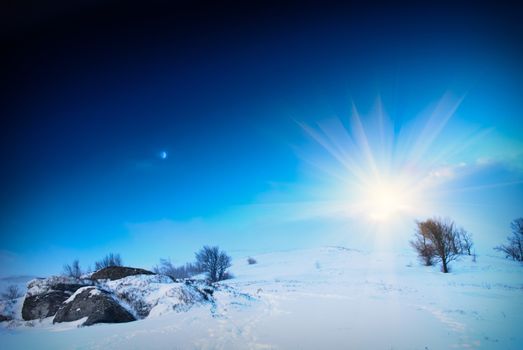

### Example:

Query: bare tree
xmin=195 ymin=246 xmax=232 ymax=282
xmin=459 ymin=229 xmax=474 ymax=256
xmin=414 ymin=218 xmax=462 ymax=273
xmin=494 ymin=218 xmax=523 ymax=261
xmin=94 ymin=253 xmax=123 ymax=270
xmin=1 ymin=285 xmax=22 ymax=300
xmin=63 ymin=259 xmax=83 ymax=278
xmin=153 ymin=258 xmax=202 ymax=280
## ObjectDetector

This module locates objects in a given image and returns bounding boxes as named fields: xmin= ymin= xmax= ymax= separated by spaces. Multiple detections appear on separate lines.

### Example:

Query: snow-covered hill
xmin=1 ymin=247 xmax=522 ymax=349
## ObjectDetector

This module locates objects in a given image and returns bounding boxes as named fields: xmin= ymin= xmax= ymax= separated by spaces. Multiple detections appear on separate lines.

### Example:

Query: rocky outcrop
xmin=90 ymin=266 xmax=155 ymax=281
xmin=21 ymin=276 xmax=91 ymax=320
xmin=18 ymin=268 xmax=209 ymax=326
xmin=53 ymin=287 xmax=135 ymax=326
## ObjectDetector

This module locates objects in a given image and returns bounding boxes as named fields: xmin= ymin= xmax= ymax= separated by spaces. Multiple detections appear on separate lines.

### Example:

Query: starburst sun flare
xmin=299 ymin=94 xmax=485 ymax=224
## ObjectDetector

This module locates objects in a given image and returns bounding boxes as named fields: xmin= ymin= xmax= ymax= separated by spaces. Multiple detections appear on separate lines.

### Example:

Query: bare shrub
xmin=94 ymin=253 xmax=123 ymax=270
xmin=153 ymin=259 xmax=202 ymax=280
xmin=494 ymin=218 xmax=523 ymax=261
xmin=63 ymin=259 xmax=83 ymax=278
xmin=195 ymin=246 xmax=232 ymax=282
xmin=1 ymin=285 xmax=22 ymax=300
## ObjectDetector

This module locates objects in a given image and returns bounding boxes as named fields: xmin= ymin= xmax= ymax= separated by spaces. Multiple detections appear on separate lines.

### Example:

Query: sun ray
xmin=296 ymin=94 xmax=498 ymax=225
xmin=405 ymin=93 xmax=465 ymax=168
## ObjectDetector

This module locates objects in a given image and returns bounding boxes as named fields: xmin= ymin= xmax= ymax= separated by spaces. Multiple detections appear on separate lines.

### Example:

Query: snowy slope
xmin=1 ymin=247 xmax=522 ymax=349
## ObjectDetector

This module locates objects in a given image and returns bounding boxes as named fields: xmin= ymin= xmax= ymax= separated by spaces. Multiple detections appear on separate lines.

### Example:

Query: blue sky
xmin=1 ymin=1 xmax=522 ymax=276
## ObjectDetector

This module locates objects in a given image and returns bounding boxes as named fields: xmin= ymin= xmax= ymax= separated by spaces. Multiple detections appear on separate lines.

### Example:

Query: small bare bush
xmin=494 ymin=218 xmax=523 ymax=261
xmin=94 ymin=253 xmax=123 ymax=270
xmin=1 ymin=285 xmax=22 ymax=300
xmin=63 ymin=259 xmax=83 ymax=278
xmin=153 ymin=259 xmax=202 ymax=280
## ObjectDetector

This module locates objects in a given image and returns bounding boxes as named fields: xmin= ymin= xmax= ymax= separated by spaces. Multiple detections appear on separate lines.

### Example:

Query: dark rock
xmin=53 ymin=287 xmax=135 ymax=326
xmin=0 ymin=314 xmax=12 ymax=322
xmin=22 ymin=277 xmax=92 ymax=320
xmin=22 ymin=291 xmax=69 ymax=320
xmin=90 ymin=266 xmax=155 ymax=281
xmin=52 ymin=283 xmax=88 ymax=293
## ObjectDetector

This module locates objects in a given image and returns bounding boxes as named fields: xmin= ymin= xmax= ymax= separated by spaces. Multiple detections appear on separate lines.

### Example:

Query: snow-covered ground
xmin=1 ymin=247 xmax=522 ymax=349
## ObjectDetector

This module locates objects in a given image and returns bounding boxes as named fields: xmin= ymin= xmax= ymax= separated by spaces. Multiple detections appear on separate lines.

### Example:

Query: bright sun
xmin=299 ymin=94 xmax=478 ymax=225
xmin=361 ymin=179 xmax=414 ymax=221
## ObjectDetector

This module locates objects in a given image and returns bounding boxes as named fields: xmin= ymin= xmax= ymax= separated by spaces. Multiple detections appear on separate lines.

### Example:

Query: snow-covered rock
xmin=15 ymin=270 xmax=213 ymax=326
xmin=21 ymin=277 xmax=92 ymax=320
xmin=99 ymin=274 xmax=209 ymax=318
xmin=54 ymin=287 xmax=135 ymax=326
xmin=25 ymin=276 xmax=92 ymax=298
